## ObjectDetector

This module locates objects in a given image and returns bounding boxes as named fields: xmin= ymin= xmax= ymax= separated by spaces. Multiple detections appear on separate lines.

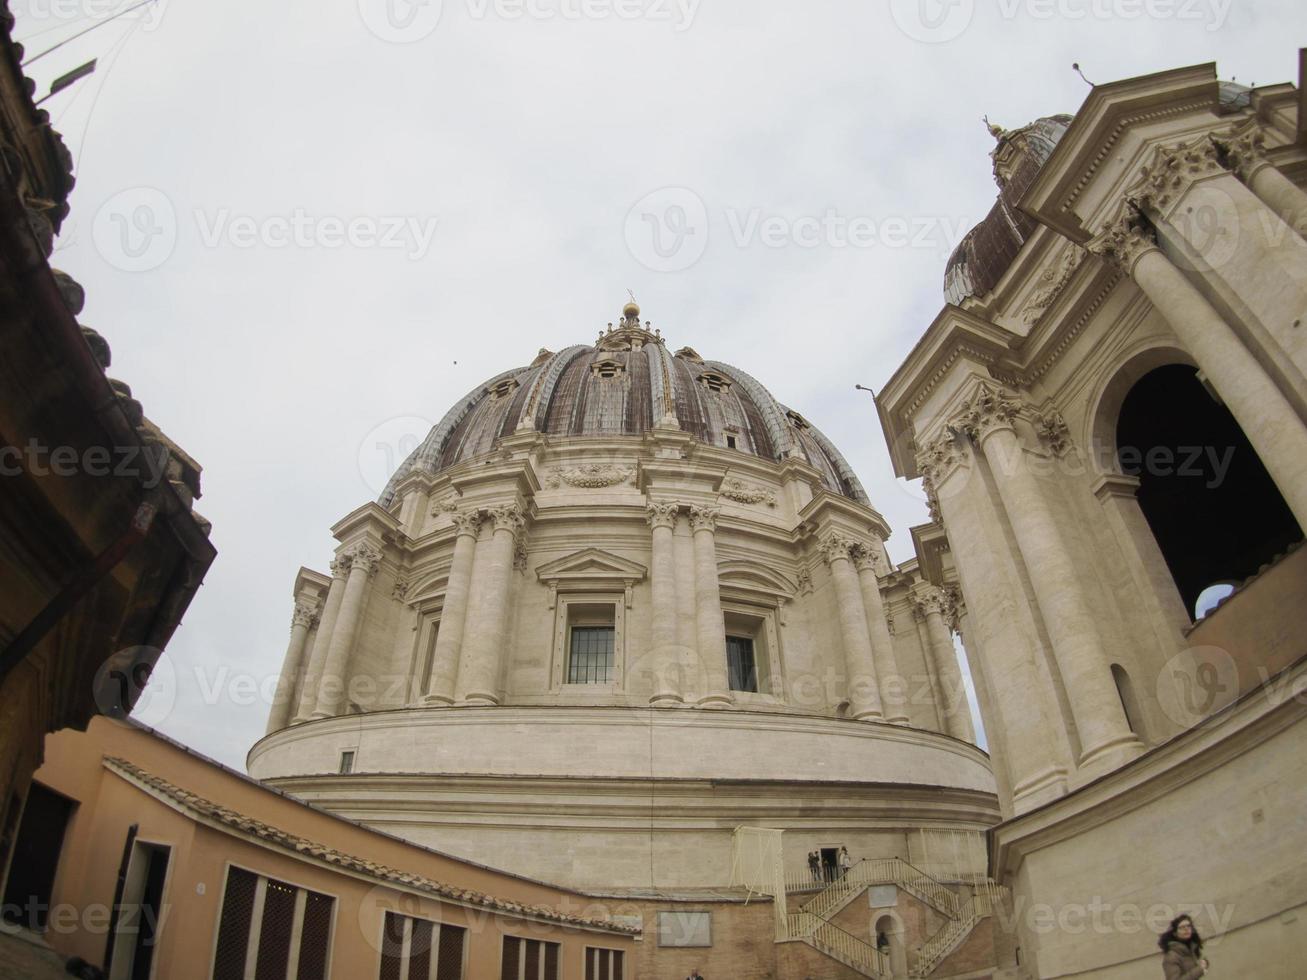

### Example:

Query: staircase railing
xmin=787 ymin=912 xmax=890 ymax=978
xmin=911 ymin=883 xmax=1007 ymax=978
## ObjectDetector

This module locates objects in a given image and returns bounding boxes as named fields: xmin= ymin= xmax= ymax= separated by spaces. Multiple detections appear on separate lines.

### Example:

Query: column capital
xmin=328 ymin=554 xmax=351 ymax=579
xmin=819 ymin=532 xmax=854 ymax=566
xmin=488 ymin=503 xmax=526 ymax=535
xmin=943 ymin=584 xmax=964 ymax=632
xmin=1123 ymin=130 xmax=1227 ymax=219
xmin=915 ymin=430 xmax=966 ymax=487
xmin=646 ymin=501 xmax=680 ymax=530
xmin=450 ymin=509 xmax=482 ymax=538
xmin=910 ymin=583 xmax=950 ymax=620
xmin=1211 ymin=118 xmax=1270 ymax=183
xmin=849 ymin=541 xmax=885 ymax=576
xmin=1035 ymin=410 xmax=1073 ymax=457
xmin=1088 ymin=209 xmax=1161 ymax=276
xmin=345 ymin=543 xmax=383 ymax=576
xmin=688 ymin=505 xmax=719 ymax=533
xmin=952 ymin=382 xmax=1023 ymax=444
xmin=291 ymin=597 xmax=320 ymax=630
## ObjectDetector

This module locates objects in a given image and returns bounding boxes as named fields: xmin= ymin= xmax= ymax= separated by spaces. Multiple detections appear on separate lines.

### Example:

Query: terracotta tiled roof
xmin=104 ymin=757 xmax=640 ymax=936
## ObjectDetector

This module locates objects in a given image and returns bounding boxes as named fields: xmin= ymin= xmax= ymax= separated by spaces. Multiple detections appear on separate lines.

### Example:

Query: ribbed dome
xmin=944 ymin=114 xmax=1072 ymax=305
xmin=380 ymin=305 xmax=870 ymax=506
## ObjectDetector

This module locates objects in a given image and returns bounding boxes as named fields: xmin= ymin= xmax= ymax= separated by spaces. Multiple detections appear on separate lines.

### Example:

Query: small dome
xmin=944 ymin=114 xmax=1072 ymax=305
xmin=380 ymin=308 xmax=870 ymax=507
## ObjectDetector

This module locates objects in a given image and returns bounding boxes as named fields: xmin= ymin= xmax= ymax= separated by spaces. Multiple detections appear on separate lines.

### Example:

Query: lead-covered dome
xmin=381 ymin=302 xmax=869 ymax=506
xmin=944 ymin=114 xmax=1072 ymax=305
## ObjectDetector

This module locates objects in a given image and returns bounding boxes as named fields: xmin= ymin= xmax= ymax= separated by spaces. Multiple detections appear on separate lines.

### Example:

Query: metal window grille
xmin=500 ymin=936 xmax=520 ymax=980
xmin=435 ymin=923 xmax=465 ymax=980
xmin=295 ymin=890 xmax=333 ymax=980
xmin=254 ymin=877 xmax=297 ymax=980
xmin=379 ymin=911 xmax=404 ymax=980
xmin=407 ymin=919 xmax=433 ymax=980
xmin=567 ymin=627 xmax=613 ymax=684
xmin=727 ymin=636 xmax=758 ymax=693
xmin=213 ymin=867 xmax=257 ymax=980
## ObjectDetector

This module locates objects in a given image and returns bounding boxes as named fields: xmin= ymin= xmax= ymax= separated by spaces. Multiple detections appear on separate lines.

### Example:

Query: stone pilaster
xmin=954 ymin=383 xmax=1143 ymax=772
xmin=423 ymin=509 xmax=482 ymax=705
xmin=311 ymin=543 xmax=382 ymax=718
xmin=910 ymin=585 xmax=975 ymax=743
xmin=821 ymin=533 xmax=883 ymax=721
xmin=456 ymin=504 xmax=525 ymax=706
xmin=646 ymin=502 xmax=683 ymax=705
xmin=917 ymin=429 xmax=1068 ymax=810
xmin=267 ymin=596 xmax=319 ymax=733
xmin=689 ymin=506 xmax=732 ymax=707
xmin=293 ymin=556 xmax=350 ymax=724
xmin=850 ymin=542 xmax=908 ymax=724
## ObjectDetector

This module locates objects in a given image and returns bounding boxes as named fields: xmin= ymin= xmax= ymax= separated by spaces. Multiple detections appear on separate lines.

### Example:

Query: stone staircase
xmin=779 ymin=858 xmax=1005 ymax=979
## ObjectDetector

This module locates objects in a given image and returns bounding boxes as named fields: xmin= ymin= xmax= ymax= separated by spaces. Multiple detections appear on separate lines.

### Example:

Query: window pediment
xmin=536 ymin=548 xmax=647 ymax=608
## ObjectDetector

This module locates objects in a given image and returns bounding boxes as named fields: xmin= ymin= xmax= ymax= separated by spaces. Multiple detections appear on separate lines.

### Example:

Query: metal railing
xmin=787 ymin=912 xmax=890 ymax=978
xmin=911 ymin=882 xmax=1008 ymax=978
xmin=789 ymin=858 xmax=961 ymax=919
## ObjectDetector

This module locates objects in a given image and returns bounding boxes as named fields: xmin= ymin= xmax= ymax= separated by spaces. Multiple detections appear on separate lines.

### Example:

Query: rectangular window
xmin=212 ymin=866 xmax=335 ymax=980
xmin=502 ymin=935 xmax=559 ymax=980
xmin=378 ymin=910 xmax=465 ymax=980
xmin=726 ymin=636 xmax=758 ymax=693
xmin=339 ymin=751 xmax=355 ymax=775
xmin=725 ymin=435 xmax=737 ymax=449
xmin=584 ymin=946 xmax=625 ymax=980
xmin=566 ymin=605 xmax=615 ymax=685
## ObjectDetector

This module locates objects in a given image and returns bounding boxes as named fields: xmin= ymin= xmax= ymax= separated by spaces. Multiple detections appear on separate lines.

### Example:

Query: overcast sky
xmin=19 ymin=0 xmax=1304 ymax=769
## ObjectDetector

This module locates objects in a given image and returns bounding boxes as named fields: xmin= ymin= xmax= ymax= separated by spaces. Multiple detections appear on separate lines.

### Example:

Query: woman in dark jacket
xmin=1159 ymin=914 xmax=1208 ymax=979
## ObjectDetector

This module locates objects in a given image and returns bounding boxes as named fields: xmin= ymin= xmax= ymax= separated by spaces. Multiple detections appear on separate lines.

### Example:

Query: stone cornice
xmin=330 ymin=500 xmax=402 ymax=547
xmin=798 ymin=489 xmax=892 ymax=542
xmin=1018 ymin=62 xmax=1220 ymax=240
xmin=876 ymin=305 xmax=1021 ymax=479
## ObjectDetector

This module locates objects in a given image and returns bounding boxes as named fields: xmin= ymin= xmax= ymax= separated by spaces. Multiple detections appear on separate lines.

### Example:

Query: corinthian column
xmin=647 ymin=502 xmax=683 ymax=705
xmin=1219 ymin=123 xmax=1307 ymax=240
xmin=455 ymin=504 xmax=524 ymax=706
xmin=911 ymin=585 xmax=975 ymax=743
xmin=1091 ymin=220 xmax=1307 ymax=527
xmin=821 ymin=533 xmax=883 ymax=721
xmin=267 ymin=596 xmax=319 ymax=733
xmin=311 ymin=543 xmax=382 ymax=718
xmin=689 ymin=506 xmax=732 ymax=707
xmin=957 ymin=384 xmax=1142 ymax=770
xmin=917 ymin=432 xmax=1067 ymax=810
xmin=422 ymin=510 xmax=481 ymax=705
xmin=293 ymin=556 xmax=349 ymax=724
xmin=850 ymin=543 xmax=907 ymax=724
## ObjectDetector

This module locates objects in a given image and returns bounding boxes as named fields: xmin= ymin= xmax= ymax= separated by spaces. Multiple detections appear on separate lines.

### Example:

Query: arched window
xmin=1115 ymin=364 xmax=1302 ymax=617
xmin=1111 ymin=664 xmax=1147 ymax=741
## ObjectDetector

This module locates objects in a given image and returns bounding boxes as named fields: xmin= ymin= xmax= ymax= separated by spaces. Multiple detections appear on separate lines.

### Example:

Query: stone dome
xmin=943 ymin=114 xmax=1073 ymax=305
xmin=380 ymin=302 xmax=870 ymax=506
